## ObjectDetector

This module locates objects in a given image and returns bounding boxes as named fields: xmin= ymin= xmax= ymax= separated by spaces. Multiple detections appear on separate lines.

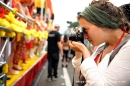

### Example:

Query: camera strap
xmin=108 ymin=34 xmax=130 ymax=66
xmin=72 ymin=56 xmax=84 ymax=86
xmin=72 ymin=69 xmax=75 ymax=86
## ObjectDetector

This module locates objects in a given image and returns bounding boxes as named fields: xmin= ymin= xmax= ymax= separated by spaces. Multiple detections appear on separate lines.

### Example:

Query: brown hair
xmin=78 ymin=0 xmax=130 ymax=31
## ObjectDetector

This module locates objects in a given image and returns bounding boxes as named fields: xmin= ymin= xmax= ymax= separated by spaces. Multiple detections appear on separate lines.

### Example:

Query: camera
xmin=68 ymin=27 xmax=84 ymax=43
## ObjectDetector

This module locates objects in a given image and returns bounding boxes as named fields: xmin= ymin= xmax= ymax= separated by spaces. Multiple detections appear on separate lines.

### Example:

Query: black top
xmin=47 ymin=31 xmax=61 ymax=53
xmin=120 ymin=3 xmax=130 ymax=21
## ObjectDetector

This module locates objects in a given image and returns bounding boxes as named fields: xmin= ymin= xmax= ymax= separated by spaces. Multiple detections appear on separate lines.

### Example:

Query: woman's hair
xmin=64 ymin=34 xmax=68 ymax=43
xmin=78 ymin=0 xmax=130 ymax=31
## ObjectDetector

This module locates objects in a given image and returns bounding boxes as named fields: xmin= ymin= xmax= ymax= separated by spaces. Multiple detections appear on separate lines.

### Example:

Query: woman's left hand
xmin=69 ymin=41 xmax=90 ymax=59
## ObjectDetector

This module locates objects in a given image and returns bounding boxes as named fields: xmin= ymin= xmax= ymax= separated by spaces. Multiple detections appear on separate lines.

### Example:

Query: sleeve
xmin=56 ymin=32 xmax=61 ymax=42
xmin=80 ymin=41 xmax=130 ymax=86
xmin=71 ymin=43 xmax=104 ymax=79
xmin=72 ymin=56 xmax=82 ymax=77
xmin=47 ymin=32 xmax=51 ymax=41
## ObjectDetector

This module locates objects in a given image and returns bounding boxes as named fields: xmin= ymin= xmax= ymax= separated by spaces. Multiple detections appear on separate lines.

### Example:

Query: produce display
xmin=0 ymin=5 xmax=48 ymax=40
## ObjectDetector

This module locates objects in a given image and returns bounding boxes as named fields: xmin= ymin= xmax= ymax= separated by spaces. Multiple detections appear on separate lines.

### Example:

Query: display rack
xmin=0 ymin=1 xmax=13 ymax=85
xmin=0 ymin=55 xmax=7 ymax=86
xmin=0 ymin=26 xmax=9 ymax=86
xmin=0 ymin=0 xmax=48 ymax=86
xmin=0 ymin=1 xmax=29 ymax=86
xmin=0 ymin=1 xmax=38 ymax=24
xmin=0 ymin=73 xmax=6 ymax=86
xmin=9 ymin=52 xmax=47 ymax=86
xmin=0 ymin=1 xmax=26 ymax=22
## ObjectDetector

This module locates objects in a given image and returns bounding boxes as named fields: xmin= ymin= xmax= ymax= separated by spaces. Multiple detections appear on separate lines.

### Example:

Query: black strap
xmin=79 ymin=56 xmax=84 ymax=77
xmin=108 ymin=34 xmax=130 ymax=66
xmin=72 ymin=69 xmax=75 ymax=86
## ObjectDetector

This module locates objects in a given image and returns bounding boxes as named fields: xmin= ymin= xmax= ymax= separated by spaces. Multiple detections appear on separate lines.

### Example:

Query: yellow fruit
xmin=2 ymin=63 xmax=8 ymax=73
xmin=0 ymin=18 xmax=3 ymax=26
xmin=6 ymin=31 xmax=16 ymax=37
xmin=34 ymin=38 xmax=38 ymax=43
xmin=8 ymin=12 xmax=15 ymax=18
xmin=16 ymin=33 xmax=22 ymax=42
xmin=19 ymin=21 xmax=27 ymax=28
xmin=10 ymin=23 xmax=23 ymax=32
xmin=0 ymin=30 xmax=6 ymax=37
xmin=2 ymin=19 xmax=11 ymax=28
xmin=11 ymin=32 xmax=16 ymax=37
xmin=23 ymin=29 xmax=28 ymax=34
xmin=12 ymin=19 xmax=27 ymax=29
xmin=13 ymin=8 xmax=18 ymax=14
xmin=5 ymin=12 xmax=15 ymax=22
xmin=26 ymin=34 xmax=31 ymax=39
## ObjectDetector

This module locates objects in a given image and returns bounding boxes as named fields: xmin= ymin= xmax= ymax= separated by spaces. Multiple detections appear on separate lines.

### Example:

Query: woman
xmin=61 ymin=34 xmax=70 ymax=67
xmin=8 ymin=0 xmax=36 ymax=74
xmin=69 ymin=0 xmax=130 ymax=86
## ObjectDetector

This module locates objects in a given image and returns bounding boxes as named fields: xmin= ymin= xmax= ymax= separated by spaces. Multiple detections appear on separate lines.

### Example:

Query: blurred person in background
xmin=61 ymin=34 xmax=70 ymax=68
xmin=8 ymin=0 xmax=35 ymax=74
xmin=8 ymin=0 xmax=41 ymax=74
xmin=47 ymin=24 xmax=63 ymax=81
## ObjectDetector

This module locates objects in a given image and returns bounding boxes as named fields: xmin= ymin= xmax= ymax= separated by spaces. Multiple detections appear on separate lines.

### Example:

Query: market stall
xmin=0 ymin=0 xmax=49 ymax=85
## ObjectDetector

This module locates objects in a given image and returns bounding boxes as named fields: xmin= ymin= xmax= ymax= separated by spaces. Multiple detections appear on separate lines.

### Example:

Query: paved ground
xmin=31 ymin=58 xmax=79 ymax=86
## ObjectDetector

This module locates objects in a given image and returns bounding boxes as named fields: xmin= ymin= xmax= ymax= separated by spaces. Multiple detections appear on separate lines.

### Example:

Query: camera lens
xmin=68 ymin=31 xmax=84 ymax=43
xmin=69 ymin=33 xmax=77 ymax=41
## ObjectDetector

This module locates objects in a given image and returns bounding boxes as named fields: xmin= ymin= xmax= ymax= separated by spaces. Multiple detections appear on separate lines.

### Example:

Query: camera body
xmin=68 ymin=27 xmax=84 ymax=43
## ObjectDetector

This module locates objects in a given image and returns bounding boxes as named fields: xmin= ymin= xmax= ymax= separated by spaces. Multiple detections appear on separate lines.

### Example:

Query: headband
xmin=79 ymin=6 xmax=119 ymax=28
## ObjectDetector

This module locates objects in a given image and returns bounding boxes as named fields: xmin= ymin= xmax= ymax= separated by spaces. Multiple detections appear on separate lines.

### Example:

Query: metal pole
xmin=4 ymin=0 xmax=12 ymax=62
xmin=0 ymin=38 xmax=8 ymax=58
xmin=44 ymin=0 xmax=46 ymax=22
xmin=9 ymin=0 xmax=12 ymax=7
xmin=0 ymin=1 xmax=26 ymax=21
xmin=41 ymin=0 xmax=44 ymax=20
xmin=4 ymin=38 xmax=10 ymax=61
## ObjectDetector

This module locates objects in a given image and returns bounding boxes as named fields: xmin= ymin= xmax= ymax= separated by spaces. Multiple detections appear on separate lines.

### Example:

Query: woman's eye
xmin=82 ymin=28 xmax=88 ymax=34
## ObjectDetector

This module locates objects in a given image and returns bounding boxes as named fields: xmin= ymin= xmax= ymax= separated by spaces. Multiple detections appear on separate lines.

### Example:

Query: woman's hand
xmin=34 ymin=20 xmax=44 ymax=31
xmin=69 ymin=41 xmax=91 ymax=59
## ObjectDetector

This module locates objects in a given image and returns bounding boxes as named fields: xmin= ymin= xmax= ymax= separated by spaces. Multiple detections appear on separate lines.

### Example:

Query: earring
xmin=102 ymin=28 xmax=106 ymax=31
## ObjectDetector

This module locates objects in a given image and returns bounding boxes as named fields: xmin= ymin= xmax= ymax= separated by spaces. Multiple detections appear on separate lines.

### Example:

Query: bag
xmin=72 ymin=35 xmax=130 ymax=86
xmin=77 ymin=75 xmax=86 ymax=86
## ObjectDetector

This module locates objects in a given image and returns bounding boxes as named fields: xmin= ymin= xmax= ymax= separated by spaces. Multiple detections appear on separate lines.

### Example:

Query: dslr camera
xmin=68 ymin=27 xmax=84 ymax=43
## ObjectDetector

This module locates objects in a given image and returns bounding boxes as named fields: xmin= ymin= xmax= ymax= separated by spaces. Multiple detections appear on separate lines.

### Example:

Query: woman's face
xmin=78 ymin=17 xmax=106 ymax=46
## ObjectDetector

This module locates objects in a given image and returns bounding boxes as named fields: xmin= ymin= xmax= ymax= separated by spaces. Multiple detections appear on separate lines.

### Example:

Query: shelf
xmin=0 ymin=26 xmax=12 ymax=32
xmin=0 ymin=1 xmax=36 ymax=23
xmin=0 ymin=26 xmax=24 ymax=35
xmin=7 ymin=52 xmax=47 ymax=86
xmin=0 ymin=1 xmax=26 ymax=22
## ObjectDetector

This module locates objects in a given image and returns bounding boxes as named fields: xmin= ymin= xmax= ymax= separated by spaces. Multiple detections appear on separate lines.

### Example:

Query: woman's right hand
xmin=69 ymin=41 xmax=91 ymax=59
